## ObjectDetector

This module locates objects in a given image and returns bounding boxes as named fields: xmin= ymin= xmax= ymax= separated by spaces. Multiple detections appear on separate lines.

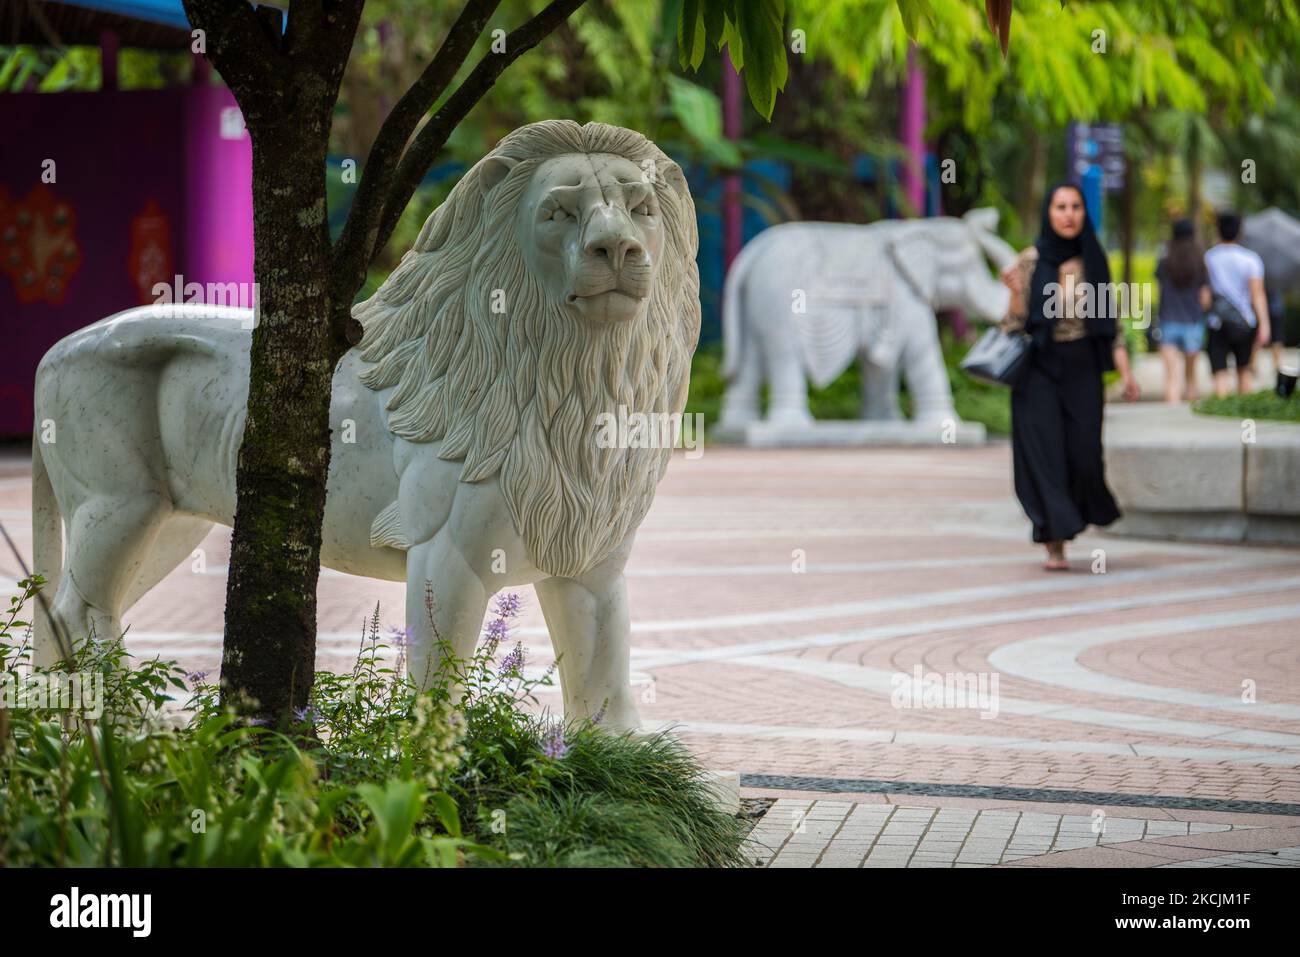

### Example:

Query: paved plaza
xmin=2 ymin=441 xmax=1298 ymax=867
xmin=750 ymin=799 xmax=1300 ymax=869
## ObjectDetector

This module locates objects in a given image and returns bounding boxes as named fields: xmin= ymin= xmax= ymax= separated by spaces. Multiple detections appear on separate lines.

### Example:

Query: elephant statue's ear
xmin=888 ymin=233 xmax=937 ymax=301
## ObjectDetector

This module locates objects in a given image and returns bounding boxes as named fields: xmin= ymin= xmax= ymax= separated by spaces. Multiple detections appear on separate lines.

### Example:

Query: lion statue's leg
xmin=534 ymin=535 xmax=639 ymax=731
xmin=404 ymin=533 xmax=490 ymax=694
xmin=52 ymin=493 xmax=172 ymax=660
xmin=120 ymin=515 xmax=216 ymax=612
xmin=535 ymin=575 xmax=638 ymax=731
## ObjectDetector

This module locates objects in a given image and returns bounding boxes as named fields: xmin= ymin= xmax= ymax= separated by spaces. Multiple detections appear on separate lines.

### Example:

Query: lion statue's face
xmin=354 ymin=120 xmax=701 ymax=578
xmin=515 ymin=153 xmax=667 ymax=325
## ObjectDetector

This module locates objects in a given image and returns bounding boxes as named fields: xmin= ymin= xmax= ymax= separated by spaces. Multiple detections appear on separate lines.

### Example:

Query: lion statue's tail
xmin=30 ymin=426 xmax=64 ymax=666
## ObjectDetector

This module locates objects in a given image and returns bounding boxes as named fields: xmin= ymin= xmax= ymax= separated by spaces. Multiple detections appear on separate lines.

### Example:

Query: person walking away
xmin=1155 ymin=219 xmax=1211 ymax=403
xmin=1265 ymin=283 xmax=1286 ymax=383
xmin=999 ymin=183 xmax=1139 ymax=571
xmin=1205 ymin=211 xmax=1271 ymax=398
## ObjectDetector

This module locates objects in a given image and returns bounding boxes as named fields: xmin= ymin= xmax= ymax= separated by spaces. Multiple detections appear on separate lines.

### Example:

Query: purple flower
xmin=186 ymin=670 xmax=209 ymax=687
xmin=246 ymin=716 xmax=270 ymax=727
xmin=542 ymin=725 xmax=568 ymax=759
xmin=387 ymin=626 xmax=410 ymax=648
xmin=492 ymin=593 xmax=521 ymax=618
xmin=484 ymin=617 xmax=510 ymax=644
xmin=293 ymin=705 xmax=319 ymax=725
xmin=498 ymin=644 xmax=525 ymax=675
xmin=591 ymin=700 xmax=608 ymax=726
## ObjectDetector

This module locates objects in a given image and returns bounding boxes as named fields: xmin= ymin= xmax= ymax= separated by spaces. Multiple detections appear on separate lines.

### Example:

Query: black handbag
xmin=960 ymin=326 xmax=1031 ymax=387
xmin=1207 ymin=293 xmax=1254 ymax=341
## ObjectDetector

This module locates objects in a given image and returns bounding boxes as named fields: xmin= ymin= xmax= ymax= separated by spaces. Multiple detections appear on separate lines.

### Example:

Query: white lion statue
xmin=31 ymin=120 xmax=701 ymax=730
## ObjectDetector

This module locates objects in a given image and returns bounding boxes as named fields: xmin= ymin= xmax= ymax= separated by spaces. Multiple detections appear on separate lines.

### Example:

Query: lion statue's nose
xmin=582 ymin=208 xmax=644 ymax=273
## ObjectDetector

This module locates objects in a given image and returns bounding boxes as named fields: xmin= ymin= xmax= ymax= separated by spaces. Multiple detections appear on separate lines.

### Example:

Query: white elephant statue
xmin=719 ymin=208 xmax=1017 ymax=428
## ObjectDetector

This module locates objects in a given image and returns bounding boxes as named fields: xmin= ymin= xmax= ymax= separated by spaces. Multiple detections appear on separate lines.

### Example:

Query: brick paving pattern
xmin=1157 ymin=846 xmax=1300 ymax=868
xmin=749 ymin=799 xmax=1260 ymax=868
xmin=3 ymin=441 xmax=1298 ymax=867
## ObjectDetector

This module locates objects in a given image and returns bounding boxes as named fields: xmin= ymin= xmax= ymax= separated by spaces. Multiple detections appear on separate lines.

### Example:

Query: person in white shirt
xmin=1204 ymin=211 xmax=1271 ymax=398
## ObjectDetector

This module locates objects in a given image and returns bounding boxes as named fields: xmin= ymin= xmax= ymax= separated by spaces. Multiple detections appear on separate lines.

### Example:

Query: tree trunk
xmin=1019 ymin=130 xmax=1047 ymax=234
xmin=1187 ymin=121 xmax=1203 ymax=243
xmin=220 ymin=113 xmax=339 ymax=723
xmin=1120 ymin=165 xmax=1135 ymax=287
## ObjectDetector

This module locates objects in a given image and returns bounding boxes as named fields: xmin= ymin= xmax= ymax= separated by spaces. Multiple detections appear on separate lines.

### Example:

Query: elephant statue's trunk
xmin=962 ymin=207 xmax=1018 ymax=271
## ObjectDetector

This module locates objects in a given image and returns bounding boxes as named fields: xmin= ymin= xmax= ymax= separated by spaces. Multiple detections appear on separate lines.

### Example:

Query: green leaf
xmin=677 ymin=0 xmax=707 ymax=72
xmin=358 ymin=779 xmax=425 ymax=864
xmin=896 ymin=0 xmax=935 ymax=39
xmin=667 ymin=75 xmax=723 ymax=140
xmin=428 ymin=791 xmax=461 ymax=838
xmin=734 ymin=0 xmax=788 ymax=119
xmin=704 ymin=0 xmax=726 ymax=47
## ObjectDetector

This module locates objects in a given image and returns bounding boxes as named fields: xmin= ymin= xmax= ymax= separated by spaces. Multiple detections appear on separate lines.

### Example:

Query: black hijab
xmin=1026 ymin=182 xmax=1115 ymax=346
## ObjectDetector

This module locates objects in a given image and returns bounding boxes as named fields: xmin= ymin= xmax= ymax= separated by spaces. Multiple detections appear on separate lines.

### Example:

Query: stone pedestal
xmin=1104 ymin=402 xmax=1300 ymax=545
xmin=703 ymin=770 xmax=742 ymax=816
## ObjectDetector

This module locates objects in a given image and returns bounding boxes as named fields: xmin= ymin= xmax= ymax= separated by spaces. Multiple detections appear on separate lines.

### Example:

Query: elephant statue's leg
xmin=763 ymin=319 xmax=813 ymax=426
xmin=719 ymin=336 xmax=763 ymax=428
xmin=860 ymin=354 xmax=903 ymax=421
xmin=900 ymin=306 xmax=959 ymax=427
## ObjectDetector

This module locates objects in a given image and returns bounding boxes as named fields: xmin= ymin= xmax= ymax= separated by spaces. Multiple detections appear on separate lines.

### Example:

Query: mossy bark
xmin=220 ymin=111 xmax=342 ymax=721
xmin=182 ymin=0 xmax=587 ymax=723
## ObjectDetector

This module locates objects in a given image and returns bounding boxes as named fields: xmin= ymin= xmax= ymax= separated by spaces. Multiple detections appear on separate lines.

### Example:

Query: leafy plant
xmin=686 ymin=332 xmax=1013 ymax=435
xmin=0 ymin=580 xmax=749 ymax=868
xmin=1193 ymin=390 xmax=1300 ymax=424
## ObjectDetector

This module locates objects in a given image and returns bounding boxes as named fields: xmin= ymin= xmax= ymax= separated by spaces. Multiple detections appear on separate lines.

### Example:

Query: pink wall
xmin=0 ymin=86 xmax=252 ymax=437
xmin=184 ymin=84 xmax=253 ymax=289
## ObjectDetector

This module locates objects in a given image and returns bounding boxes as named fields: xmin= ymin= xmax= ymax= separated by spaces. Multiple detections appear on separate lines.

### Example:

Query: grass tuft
xmin=1194 ymin=389 xmax=1300 ymax=423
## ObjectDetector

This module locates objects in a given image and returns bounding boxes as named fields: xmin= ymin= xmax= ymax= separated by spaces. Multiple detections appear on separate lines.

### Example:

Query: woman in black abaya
xmin=999 ymin=183 xmax=1140 ymax=570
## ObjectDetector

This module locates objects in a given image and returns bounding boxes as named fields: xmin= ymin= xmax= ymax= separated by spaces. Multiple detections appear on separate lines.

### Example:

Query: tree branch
xmin=182 ymin=0 xmax=285 ymax=117
xmin=371 ymin=0 xmax=587 ymax=255
xmin=329 ymin=0 xmax=504 ymax=304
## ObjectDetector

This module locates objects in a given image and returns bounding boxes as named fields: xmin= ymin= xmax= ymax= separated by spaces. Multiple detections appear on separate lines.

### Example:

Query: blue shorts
xmin=1159 ymin=320 xmax=1205 ymax=354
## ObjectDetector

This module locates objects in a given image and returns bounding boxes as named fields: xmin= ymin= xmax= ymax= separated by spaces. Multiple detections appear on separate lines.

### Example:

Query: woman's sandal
xmin=1043 ymin=544 xmax=1069 ymax=571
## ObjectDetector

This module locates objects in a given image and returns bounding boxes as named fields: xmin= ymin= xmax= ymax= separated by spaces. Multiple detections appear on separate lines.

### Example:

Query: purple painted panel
xmin=184 ymin=84 xmax=252 ymax=291
xmin=0 ymin=85 xmax=253 ymax=437
xmin=899 ymin=44 xmax=927 ymax=217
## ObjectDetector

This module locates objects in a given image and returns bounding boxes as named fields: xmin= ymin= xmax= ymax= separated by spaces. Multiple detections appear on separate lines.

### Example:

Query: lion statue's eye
xmin=550 ymin=208 xmax=570 ymax=223
xmin=632 ymin=202 xmax=653 ymax=216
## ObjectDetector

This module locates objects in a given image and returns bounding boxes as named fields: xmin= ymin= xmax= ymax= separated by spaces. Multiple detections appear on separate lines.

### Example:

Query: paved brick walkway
xmin=3 ymin=441 xmax=1299 ymax=867
xmin=748 ymin=798 xmax=1275 ymax=868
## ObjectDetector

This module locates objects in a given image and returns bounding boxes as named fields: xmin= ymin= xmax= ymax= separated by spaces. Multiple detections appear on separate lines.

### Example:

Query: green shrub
xmin=687 ymin=330 xmax=1013 ymax=436
xmin=0 ymin=579 xmax=485 ymax=867
xmin=1193 ymin=390 xmax=1300 ymax=424
xmin=0 ymin=580 xmax=748 ymax=868
xmin=496 ymin=791 xmax=697 ymax=868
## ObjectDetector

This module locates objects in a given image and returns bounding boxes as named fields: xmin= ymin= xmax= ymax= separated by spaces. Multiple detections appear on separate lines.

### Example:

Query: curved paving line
xmin=740 ymin=774 xmax=1300 ymax=817
xmin=988 ymin=602 xmax=1300 ymax=719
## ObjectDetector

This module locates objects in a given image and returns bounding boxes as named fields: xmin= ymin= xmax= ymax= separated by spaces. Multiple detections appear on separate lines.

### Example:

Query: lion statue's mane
xmin=352 ymin=120 xmax=701 ymax=579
